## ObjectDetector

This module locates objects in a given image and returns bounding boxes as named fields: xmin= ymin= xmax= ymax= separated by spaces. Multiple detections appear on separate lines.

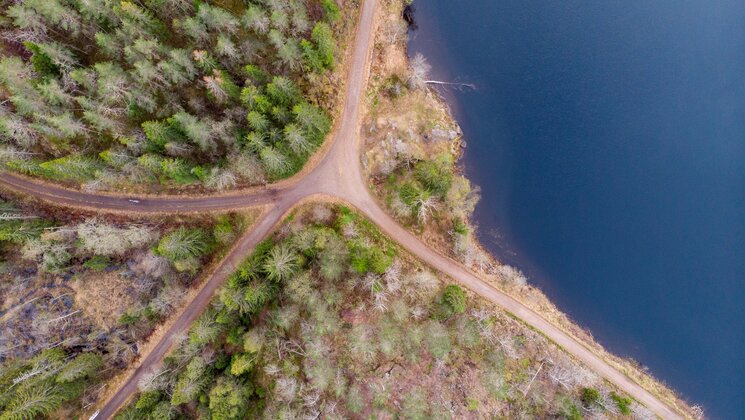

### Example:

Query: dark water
xmin=408 ymin=1 xmax=745 ymax=418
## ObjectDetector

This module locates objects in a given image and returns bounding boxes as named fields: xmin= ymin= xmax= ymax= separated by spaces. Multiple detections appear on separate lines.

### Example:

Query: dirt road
xmin=0 ymin=0 xmax=683 ymax=418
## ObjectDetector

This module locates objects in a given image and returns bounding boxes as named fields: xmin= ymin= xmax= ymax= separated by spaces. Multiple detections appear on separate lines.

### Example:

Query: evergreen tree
xmin=208 ymin=376 xmax=250 ymax=420
xmin=262 ymin=243 xmax=298 ymax=282
xmin=171 ymin=356 xmax=213 ymax=406
xmin=156 ymin=227 xmax=211 ymax=269
xmin=56 ymin=354 xmax=103 ymax=383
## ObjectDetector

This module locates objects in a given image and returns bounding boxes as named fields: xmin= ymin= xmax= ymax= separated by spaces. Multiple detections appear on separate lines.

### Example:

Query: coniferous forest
xmin=0 ymin=0 xmax=342 ymax=191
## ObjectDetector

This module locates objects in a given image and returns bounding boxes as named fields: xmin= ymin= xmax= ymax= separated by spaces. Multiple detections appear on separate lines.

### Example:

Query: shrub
xmin=443 ymin=284 xmax=467 ymax=314
xmin=559 ymin=396 xmax=582 ymax=420
xmin=346 ymin=385 xmax=364 ymax=414
xmin=350 ymin=242 xmax=392 ymax=274
xmin=414 ymin=155 xmax=453 ymax=196
xmin=213 ymin=215 xmax=236 ymax=245
xmin=425 ymin=321 xmax=452 ymax=359
xmin=321 ymin=0 xmax=341 ymax=23
xmin=611 ymin=392 xmax=632 ymax=415
xmin=580 ymin=387 xmax=601 ymax=408
xmin=402 ymin=389 xmax=428 ymax=419
xmin=230 ymin=353 xmax=256 ymax=377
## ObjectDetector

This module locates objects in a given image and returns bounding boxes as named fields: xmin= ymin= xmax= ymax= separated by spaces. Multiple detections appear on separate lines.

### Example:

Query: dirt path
xmin=1 ymin=0 xmax=683 ymax=418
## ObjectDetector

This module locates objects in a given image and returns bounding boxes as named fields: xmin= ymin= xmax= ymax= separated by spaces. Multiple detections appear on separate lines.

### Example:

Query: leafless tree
xmin=385 ymin=20 xmax=408 ymax=44
xmin=383 ymin=260 xmax=402 ymax=293
xmin=408 ymin=53 xmax=431 ymax=90
xmin=547 ymin=356 xmax=598 ymax=390
xmin=275 ymin=376 xmax=299 ymax=403
xmin=413 ymin=195 xmax=437 ymax=223
xmin=76 ymin=219 xmax=155 ymax=256
xmin=497 ymin=264 xmax=528 ymax=287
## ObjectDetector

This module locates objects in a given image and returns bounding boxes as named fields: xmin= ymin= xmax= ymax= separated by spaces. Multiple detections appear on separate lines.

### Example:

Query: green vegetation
xmin=117 ymin=205 xmax=643 ymax=419
xmin=0 ymin=0 xmax=341 ymax=190
xmin=581 ymin=387 xmax=601 ymax=408
xmin=155 ymin=227 xmax=213 ymax=273
xmin=611 ymin=391 xmax=633 ymax=415
xmin=0 ymin=198 xmax=247 ymax=417
xmin=443 ymin=283 xmax=467 ymax=314
xmin=0 ymin=350 xmax=103 ymax=419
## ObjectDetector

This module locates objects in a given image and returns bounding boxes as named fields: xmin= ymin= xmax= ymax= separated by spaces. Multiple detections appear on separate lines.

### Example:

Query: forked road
xmin=0 ymin=1 xmax=683 ymax=418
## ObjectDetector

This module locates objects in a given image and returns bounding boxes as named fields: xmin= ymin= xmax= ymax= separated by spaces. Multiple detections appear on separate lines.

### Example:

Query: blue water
xmin=408 ymin=1 xmax=745 ymax=418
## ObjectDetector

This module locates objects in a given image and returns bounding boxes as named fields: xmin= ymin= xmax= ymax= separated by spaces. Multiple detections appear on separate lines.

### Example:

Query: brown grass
xmin=69 ymin=271 xmax=137 ymax=330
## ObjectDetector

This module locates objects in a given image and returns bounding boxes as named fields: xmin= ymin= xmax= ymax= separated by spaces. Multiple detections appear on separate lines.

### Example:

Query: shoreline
xmin=368 ymin=0 xmax=699 ymax=417
xmin=0 ymin=0 xmax=701 ymax=417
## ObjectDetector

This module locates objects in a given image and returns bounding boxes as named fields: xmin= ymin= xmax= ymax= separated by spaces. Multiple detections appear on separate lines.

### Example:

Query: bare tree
xmin=547 ymin=356 xmax=598 ymax=390
xmin=408 ymin=53 xmax=431 ymax=90
xmin=76 ymin=219 xmax=155 ymax=256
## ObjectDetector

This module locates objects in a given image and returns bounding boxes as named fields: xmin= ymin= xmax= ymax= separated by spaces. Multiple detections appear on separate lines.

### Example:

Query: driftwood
xmin=425 ymin=80 xmax=476 ymax=90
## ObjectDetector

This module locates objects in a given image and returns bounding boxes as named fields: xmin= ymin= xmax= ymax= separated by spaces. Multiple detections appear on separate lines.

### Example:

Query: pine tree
xmin=189 ymin=312 xmax=222 ymax=345
xmin=262 ymin=243 xmax=298 ymax=282
xmin=41 ymin=113 xmax=86 ymax=139
xmin=156 ymin=227 xmax=210 ymax=265
xmin=243 ymin=280 xmax=273 ymax=313
xmin=266 ymin=76 xmax=300 ymax=106
xmin=39 ymin=155 xmax=103 ymax=181
xmin=289 ymin=0 xmax=310 ymax=35
xmin=35 ymin=79 xmax=73 ymax=106
xmin=259 ymin=146 xmax=290 ymax=177
xmin=292 ymin=102 xmax=331 ymax=140
xmin=276 ymin=39 xmax=302 ymax=71
xmin=94 ymin=33 xmax=121 ymax=59
xmin=311 ymin=22 xmax=335 ymax=69
xmin=270 ymin=9 xmax=289 ymax=33
xmin=246 ymin=111 xmax=270 ymax=133
xmin=242 ymin=6 xmax=270 ymax=34
xmin=442 ymin=284 xmax=467 ymax=314
xmin=117 ymin=1 xmax=167 ymax=38
xmin=56 ymin=353 xmax=103 ymax=383
xmin=169 ymin=112 xmax=214 ymax=151
xmin=284 ymin=123 xmax=312 ymax=155
xmin=206 ymin=167 xmax=238 ymax=191
xmin=171 ymin=356 xmax=212 ymax=406
xmin=24 ymin=0 xmax=82 ymax=36
xmin=0 ymin=116 xmax=38 ymax=148
xmin=215 ymin=35 xmax=239 ymax=61
xmin=197 ymin=3 xmax=239 ymax=34
xmin=142 ymin=120 xmax=178 ymax=150
xmin=0 ymin=380 xmax=66 ymax=420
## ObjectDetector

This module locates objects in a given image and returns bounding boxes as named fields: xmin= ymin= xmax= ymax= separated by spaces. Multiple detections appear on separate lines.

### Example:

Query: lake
xmin=407 ymin=1 xmax=745 ymax=418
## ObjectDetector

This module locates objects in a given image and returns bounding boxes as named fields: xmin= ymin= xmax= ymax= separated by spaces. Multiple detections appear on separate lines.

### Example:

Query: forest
xmin=114 ymin=204 xmax=643 ymax=419
xmin=0 ymin=196 xmax=251 ymax=417
xmin=0 ymin=0 xmax=343 ymax=191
